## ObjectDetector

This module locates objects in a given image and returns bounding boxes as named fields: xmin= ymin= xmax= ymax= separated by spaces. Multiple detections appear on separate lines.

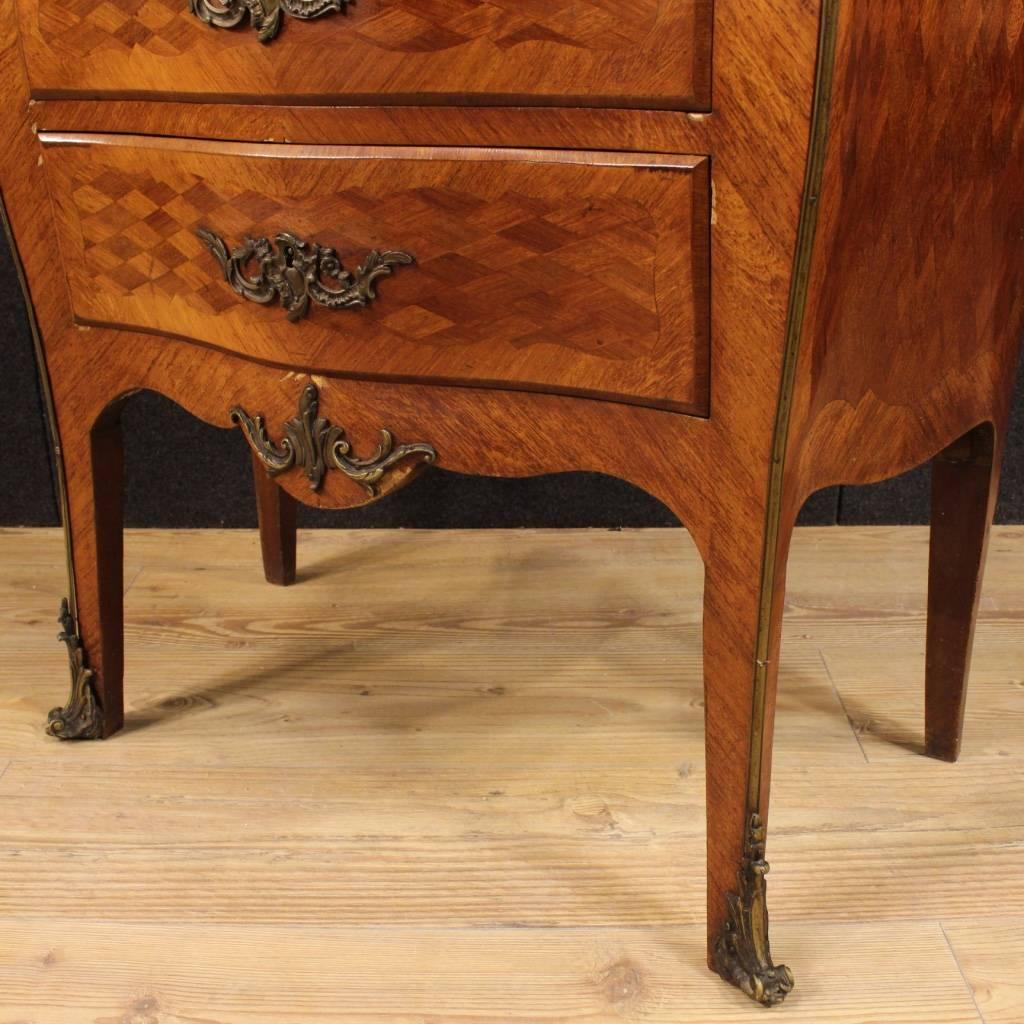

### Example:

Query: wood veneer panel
xmin=786 ymin=2 xmax=1024 ymax=498
xmin=17 ymin=0 xmax=712 ymax=110
xmin=41 ymin=134 xmax=711 ymax=413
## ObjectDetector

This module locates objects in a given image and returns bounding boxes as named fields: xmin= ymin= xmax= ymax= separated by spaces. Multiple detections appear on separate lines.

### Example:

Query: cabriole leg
xmin=47 ymin=405 xmax=125 ymax=740
xmin=703 ymin=516 xmax=796 ymax=1006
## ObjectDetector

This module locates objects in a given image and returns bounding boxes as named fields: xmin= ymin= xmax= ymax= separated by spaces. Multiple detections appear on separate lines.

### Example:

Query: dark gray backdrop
xmin=3 ymin=233 xmax=1022 ymax=529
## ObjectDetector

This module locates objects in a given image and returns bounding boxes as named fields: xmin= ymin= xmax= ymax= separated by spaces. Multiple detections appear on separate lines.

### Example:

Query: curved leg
xmin=703 ymin=512 xmax=796 ymax=1005
xmin=925 ymin=421 xmax=1001 ymax=762
xmin=252 ymin=452 xmax=297 ymax=587
xmin=47 ymin=404 xmax=125 ymax=740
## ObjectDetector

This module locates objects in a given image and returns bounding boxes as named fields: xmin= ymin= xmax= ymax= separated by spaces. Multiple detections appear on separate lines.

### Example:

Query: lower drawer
xmin=41 ymin=134 xmax=710 ymax=413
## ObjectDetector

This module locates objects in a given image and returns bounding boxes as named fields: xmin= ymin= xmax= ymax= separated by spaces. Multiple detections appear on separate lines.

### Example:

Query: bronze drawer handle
xmin=233 ymin=383 xmax=436 ymax=495
xmin=189 ymin=0 xmax=350 ymax=43
xmin=197 ymin=228 xmax=413 ymax=322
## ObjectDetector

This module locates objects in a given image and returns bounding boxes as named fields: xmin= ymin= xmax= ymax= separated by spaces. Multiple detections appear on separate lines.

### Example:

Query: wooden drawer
xmin=41 ymin=134 xmax=710 ymax=413
xmin=19 ymin=0 xmax=712 ymax=110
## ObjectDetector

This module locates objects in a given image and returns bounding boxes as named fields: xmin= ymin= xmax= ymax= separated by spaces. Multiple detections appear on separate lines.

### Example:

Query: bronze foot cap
xmin=46 ymin=599 xmax=104 ymax=740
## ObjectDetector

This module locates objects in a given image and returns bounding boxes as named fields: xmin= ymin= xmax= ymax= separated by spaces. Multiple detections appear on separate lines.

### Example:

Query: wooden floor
xmin=0 ymin=525 xmax=1022 ymax=1022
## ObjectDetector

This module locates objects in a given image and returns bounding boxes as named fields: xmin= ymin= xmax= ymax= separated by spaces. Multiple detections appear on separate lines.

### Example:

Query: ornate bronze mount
xmin=46 ymin=599 xmax=103 ymax=741
xmin=713 ymin=813 xmax=794 ymax=1006
xmin=189 ymin=0 xmax=349 ymax=43
xmin=233 ymin=383 xmax=436 ymax=495
xmin=197 ymin=228 xmax=413 ymax=322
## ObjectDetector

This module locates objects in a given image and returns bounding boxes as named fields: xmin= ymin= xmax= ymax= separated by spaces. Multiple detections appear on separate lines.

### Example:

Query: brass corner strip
xmin=0 ymin=193 xmax=77 ymax=622
xmin=0 ymin=195 xmax=102 ymax=740
xmin=749 ymin=0 xmax=841 ymax=811
xmin=716 ymin=0 xmax=842 ymax=1006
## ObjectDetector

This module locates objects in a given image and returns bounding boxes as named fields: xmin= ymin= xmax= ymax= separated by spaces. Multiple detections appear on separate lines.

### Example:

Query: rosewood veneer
xmin=2 ymin=0 xmax=1021 ymax=1006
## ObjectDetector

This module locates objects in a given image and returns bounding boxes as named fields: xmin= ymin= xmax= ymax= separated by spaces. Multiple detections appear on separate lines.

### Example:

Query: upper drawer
xmin=18 ymin=0 xmax=712 ymax=109
xmin=41 ymin=134 xmax=710 ymax=414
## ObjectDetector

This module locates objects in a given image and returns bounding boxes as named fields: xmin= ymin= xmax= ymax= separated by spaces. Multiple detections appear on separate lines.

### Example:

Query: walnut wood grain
xmin=16 ymin=0 xmax=713 ymax=110
xmin=41 ymin=136 xmax=711 ymax=413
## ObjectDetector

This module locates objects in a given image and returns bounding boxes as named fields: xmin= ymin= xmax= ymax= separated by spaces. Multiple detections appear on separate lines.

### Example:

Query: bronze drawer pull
xmin=197 ymin=228 xmax=413 ymax=322
xmin=189 ymin=0 xmax=350 ymax=43
xmin=233 ymin=383 xmax=436 ymax=495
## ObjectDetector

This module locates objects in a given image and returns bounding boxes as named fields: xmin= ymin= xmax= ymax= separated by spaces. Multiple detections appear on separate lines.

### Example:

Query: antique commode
xmin=3 ymin=0 xmax=1021 ymax=1006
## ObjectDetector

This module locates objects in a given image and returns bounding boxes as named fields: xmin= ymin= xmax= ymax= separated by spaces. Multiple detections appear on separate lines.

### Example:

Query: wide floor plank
xmin=944 ymin=916 xmax=1024 ymax=1024
xmin=0 ymin=920 xmax=982 ymax=1023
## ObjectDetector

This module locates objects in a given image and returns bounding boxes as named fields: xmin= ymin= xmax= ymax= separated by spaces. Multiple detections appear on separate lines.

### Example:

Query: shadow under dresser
xmin=2 ymin=0 xmax=1022 ymax=1006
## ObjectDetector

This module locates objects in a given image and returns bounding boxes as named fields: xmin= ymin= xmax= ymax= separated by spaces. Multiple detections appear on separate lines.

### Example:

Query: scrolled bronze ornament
xmin=46 ymin=599 xmax=103 ymax=740
xmin=189 ymin=0 xmax=349 ymax=43
xmin=713 ymin=813 xmax=795 ymax=1006
xmin=197 ymin=228 xmax=413 ymax=322
xmin=233 ymin=383 xmax=436 ymax=495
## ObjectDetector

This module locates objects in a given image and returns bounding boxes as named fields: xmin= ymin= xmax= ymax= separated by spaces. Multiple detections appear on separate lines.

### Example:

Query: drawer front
xmin=20 ymin=0 xmax=712 ymax=110
xmin=42 ymin=134 xmax=710 ymax=413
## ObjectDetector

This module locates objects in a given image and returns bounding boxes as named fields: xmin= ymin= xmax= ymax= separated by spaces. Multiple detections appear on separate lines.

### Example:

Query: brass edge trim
xmin=0 ymin=192 xmax=77 ymax=620
xmin=713 ymin=1 xmax=841 ymax=1004
xmin=747 ymin=0 xmax=841 ymax=818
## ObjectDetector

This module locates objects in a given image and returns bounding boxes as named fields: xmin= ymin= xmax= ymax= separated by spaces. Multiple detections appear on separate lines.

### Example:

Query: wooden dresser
xmin=3 ymin=0 xmax=1021 ymax=1006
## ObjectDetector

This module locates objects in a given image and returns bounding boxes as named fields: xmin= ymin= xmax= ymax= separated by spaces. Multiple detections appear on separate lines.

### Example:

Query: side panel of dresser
xmin=781 ymin=4 xmax=1024 ymax=767
xmin=15 ymin=0 xmax=712 ymax=110
xmin=787 ymin=1 xmax=1024 ymax=498
xmin=40 ymin=136 xmax=711 ymax=414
